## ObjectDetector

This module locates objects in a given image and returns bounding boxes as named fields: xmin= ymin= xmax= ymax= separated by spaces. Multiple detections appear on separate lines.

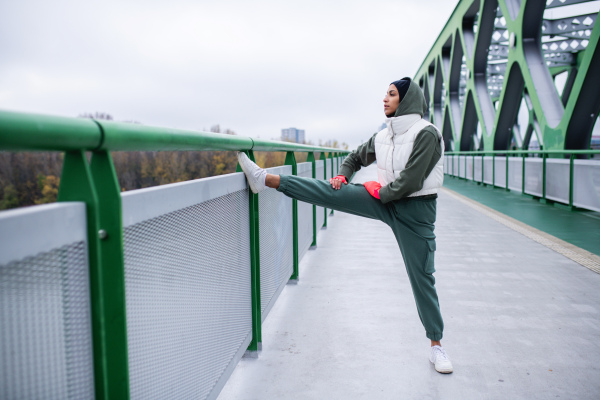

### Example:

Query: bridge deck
xmin=218 ymin=165 xmax=600 ymax=400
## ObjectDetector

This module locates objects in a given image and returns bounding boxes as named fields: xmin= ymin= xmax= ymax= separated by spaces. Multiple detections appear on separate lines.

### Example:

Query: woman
xmin=237 ymin=77 xmax=452 ymax=374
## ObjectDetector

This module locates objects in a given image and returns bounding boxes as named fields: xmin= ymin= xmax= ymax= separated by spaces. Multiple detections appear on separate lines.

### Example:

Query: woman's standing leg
xmin=387 ymin=198 xmax=444 ymax=342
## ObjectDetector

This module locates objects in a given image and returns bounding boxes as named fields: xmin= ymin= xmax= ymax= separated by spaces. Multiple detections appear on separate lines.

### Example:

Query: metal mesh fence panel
xmin=459 ymin=156 xmax=466 ymax=178
xmin=508 ymin=157 xmax=523 ymax=192
xmin=546 ymin=159 xmax=570 ymax=203
xmin=453 ymin=156 xmax=459 ymax=177
xmin=333 ymin=157 xmax=338 ymax=177
xmin=259 ymin=166 xmax=293 ymax=322
xmin=483 ymin=156 xmax=493 ymax=184
xmin=573 ymin=160 xmax=600 ymax=212
xmin=315 ymin=160 xmax=325 ymax=230
xmin=466 ymin=156 xmax=474 ymax=180
xmin=524 ymin=158 xmax=543 ymax=197
xmin=297 ymin=162 xmax=313 ymax=261
xmin=494 ymin=157 xmax=507 ymax=188
xmin=123 ymin=186 xmax=252 ymax=400
xmin=1 ymin=204 xmax=94 ymax=400
xmin=474 ymin=157 xmax=482 ymax=182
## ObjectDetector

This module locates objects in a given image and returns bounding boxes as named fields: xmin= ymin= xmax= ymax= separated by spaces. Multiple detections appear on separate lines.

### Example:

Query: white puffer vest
xmin=375 ymin=113 xmax=445 ymax=197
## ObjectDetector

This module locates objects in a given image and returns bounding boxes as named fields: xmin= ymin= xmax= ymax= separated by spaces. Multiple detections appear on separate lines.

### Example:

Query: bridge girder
xmin=414 ymin=0 xmax=600 ymax=152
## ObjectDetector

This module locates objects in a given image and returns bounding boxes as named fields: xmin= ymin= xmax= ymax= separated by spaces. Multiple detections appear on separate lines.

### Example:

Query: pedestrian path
xmin=218 ymin=164 xmax=600 ymax=400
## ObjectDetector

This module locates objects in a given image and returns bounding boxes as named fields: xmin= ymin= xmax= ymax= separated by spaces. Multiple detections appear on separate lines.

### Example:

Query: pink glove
xmin=363 ymin=181 xmax=381 ymax=199
xmin=333 ymin=175 xmax=347 ymax=184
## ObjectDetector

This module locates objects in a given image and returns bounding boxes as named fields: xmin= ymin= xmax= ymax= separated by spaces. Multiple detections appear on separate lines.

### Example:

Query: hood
xmin=393 ymin=77 xmax=428 ymax=118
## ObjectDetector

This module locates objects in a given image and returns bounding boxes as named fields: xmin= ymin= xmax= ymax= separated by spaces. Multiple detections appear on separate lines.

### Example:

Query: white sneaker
xmin=237 ymin=152 xmax=267 ymax=193
xmin=430 ymin=345 xmax=453 ymax=374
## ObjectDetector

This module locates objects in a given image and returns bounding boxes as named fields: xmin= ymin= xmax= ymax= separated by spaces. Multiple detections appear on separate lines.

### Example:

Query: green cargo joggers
xmin=277 ymin=174 xmax=444 ymax=341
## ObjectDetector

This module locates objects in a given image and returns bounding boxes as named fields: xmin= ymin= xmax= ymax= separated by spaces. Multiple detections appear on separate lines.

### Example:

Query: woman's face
xmin=383 ymin=84 xmax=400 ymax=117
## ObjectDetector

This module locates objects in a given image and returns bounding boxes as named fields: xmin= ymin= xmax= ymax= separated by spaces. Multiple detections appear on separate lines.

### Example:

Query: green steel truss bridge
xmin=1 ymin=1 xmax=600 ymax=399
xmin=415 ymin=0 xmax=599 ymax=153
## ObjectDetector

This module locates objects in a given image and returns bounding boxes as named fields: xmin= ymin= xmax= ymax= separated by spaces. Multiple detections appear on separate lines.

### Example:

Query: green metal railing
xmin=0 ymin=109 xmax=349 ymax=400
xmin=445 ymin=149 xmax=600 ymax=210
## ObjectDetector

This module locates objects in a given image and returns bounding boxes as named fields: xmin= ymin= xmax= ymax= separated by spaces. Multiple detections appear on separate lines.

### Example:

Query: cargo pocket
xmin=424 ymin=240 xmax=436 ymax=274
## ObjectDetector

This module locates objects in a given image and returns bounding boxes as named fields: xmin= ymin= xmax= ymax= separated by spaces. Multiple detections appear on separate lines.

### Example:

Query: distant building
xmin=281 ymin=127 xmax=305 ymax=143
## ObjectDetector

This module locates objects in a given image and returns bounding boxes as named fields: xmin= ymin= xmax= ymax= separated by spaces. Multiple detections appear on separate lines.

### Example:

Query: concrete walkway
xmin=218 ymin=165 xmax=600 ymax=400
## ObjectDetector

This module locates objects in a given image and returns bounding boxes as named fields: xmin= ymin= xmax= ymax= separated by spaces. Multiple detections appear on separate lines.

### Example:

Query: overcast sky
xmin=0 ymin=0 xmax=457 ymax=149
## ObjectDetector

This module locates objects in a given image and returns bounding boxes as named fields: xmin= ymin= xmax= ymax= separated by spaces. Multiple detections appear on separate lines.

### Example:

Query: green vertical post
xmin=481 ymin=154 xmax=485 ymax=186
xmin=542 ymin=152 xmax=547 ymax=202
xmin=320 ymin=152 xmax=328 ymax=228
xmin=328 ymin=152 xmax=334 ymax=216
xmin=492 ymin=154 xmax=495 ymax=188
xmin=285 ymin=151 xmax=299 ymax=281
xmin=237 ymin=150 xmax=262 ymax=351
xmin=522 ymin=153 xmax=526 ymax=195
xmin=569 ymin=153 xmax=575 ymax=209
xmin=307 ymin=152 xmax=317 ymax=247
xmin=505 ymin=153 xmax=510 ymax=191
xmin=58 ymin=150 xmax=130 ymax=400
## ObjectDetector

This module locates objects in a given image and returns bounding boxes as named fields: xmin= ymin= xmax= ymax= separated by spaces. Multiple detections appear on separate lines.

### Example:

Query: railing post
xmin=522 ymin=153 xmax=526 ymax=194
xmin=569 ymin=153 xmax=575 ymax=209
xmin=58 ymin=150 xmax=130 ymax=400
xmin=320 ymin=152 xmax=328 ymax=228
xmin=542 ymin=152 xmax=547 ymax=202
xmin=237 ymin=150 xmax=262 ymax=352
xmin=505 ymin=153 xmax=510 ymax=191
xmin=307 ymin=152 xmax=317 ymax=248
xmin=472 ymin=153 xmax=475 ymax=182
xmin=285 ymin=151 xmax=299 ymax=281
xmin=328 ymin=152 xmax=334 ymax=216
xmin=481 ymin=153 xmax=485 ymax=186
xmin=492 ymin=154 xmax=496 ymax=188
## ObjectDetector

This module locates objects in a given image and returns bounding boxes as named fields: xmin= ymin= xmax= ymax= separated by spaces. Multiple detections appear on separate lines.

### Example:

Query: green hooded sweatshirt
xmin=338 ymin=78 xmax=442 ymax=203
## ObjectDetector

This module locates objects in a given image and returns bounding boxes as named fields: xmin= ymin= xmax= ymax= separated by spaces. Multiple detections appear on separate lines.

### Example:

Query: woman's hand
xmin=329 ymin=175 xmax=347 ymax=190
xmin=363 ymin=181 xmax=381 ymax=199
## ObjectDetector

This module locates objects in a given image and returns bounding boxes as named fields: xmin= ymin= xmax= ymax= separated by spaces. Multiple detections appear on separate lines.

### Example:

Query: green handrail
xmin=0 ymin=107 xmax=349 ymax=400
xmin=0 ymin=109 xmax=349 ymax=154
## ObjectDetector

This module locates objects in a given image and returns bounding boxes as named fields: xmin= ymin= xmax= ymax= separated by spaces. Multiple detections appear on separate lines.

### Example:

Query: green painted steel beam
xmin=414 ymin=0 xmax=600 ymax=153
xmin=57 ymin=150 xmax=130 ymax=400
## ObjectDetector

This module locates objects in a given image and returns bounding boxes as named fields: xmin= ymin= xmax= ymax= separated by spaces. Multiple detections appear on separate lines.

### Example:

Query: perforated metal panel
xmin=474 ymin=157 xmax=482 ymax=182
xmin=259 ymin=166 xmax=293 ymax=322
xmin=453 ymin=156 xmax=459 ymax=177
xmin=0 ymin=203 xmax=94 ymax=400
xmin=315 ymin=160 xmax=325 ymax=230
xmin=297 ymin=162 xmax=313 ymax=261
xmin=333 ymin=157 xmax=338 ymax=177
xmin=546 ymin=159 xmax=570 ymax=203
xmin=494 ymin=157 xmax=507 ymax=188
xmin=466 ymin=156 xmax=473 ymax=180
xmin=121 ymin=174 xmax=252 ymax=400
xmin=483 ymin=157 xmax=493 ymax=185
xmin=524 ymin=158 xmax=544 ymax=197
xmin=326 ymin=159 xmax=332 ymax=180
xmin=508 ymin=157 xmax=523 ymax=192
xmin=458 ymin=156 xmax=465 ymax=178
xmin=573 ymin=160 xmax=600 ymax=212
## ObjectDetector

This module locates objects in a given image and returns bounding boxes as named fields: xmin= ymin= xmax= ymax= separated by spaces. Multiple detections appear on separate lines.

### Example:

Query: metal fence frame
xmin=445 ymin=149 xmax=600 ymax=212
xmin=0 ymin=109 xmax=349 ymax=400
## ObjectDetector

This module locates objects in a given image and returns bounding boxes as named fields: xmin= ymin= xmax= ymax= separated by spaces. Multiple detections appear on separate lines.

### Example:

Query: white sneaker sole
xmin=237 ymin=152 xmax=265 ymax=193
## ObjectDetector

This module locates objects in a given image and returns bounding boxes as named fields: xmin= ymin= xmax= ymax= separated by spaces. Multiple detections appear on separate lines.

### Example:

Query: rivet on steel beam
xmin=98 ymin=229 xmax=108 ymax=240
